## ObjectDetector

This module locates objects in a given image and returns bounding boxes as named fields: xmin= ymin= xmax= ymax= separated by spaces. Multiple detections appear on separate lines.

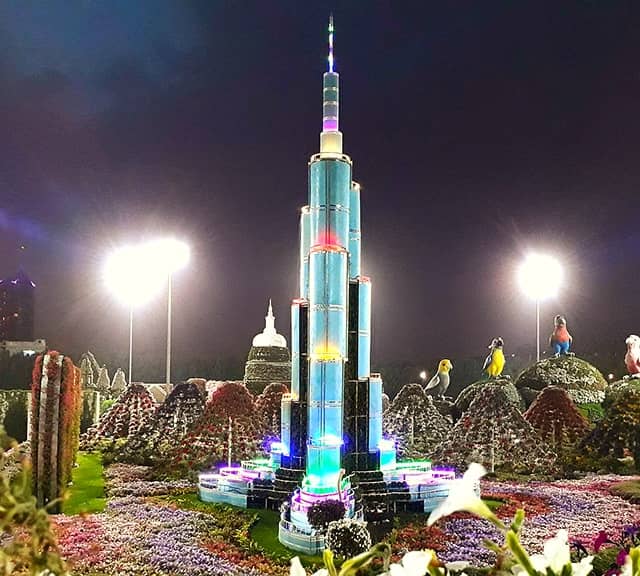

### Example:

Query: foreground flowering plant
xmin=290 ymin=464 xmax=640 ymax=576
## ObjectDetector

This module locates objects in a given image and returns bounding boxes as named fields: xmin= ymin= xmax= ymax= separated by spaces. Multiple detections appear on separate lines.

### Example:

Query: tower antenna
xmin=328 ymin=14 xmax=334 ymax=73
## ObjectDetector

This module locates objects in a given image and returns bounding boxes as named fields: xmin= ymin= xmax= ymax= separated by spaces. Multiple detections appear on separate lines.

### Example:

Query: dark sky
xmin=1 ymin=1 xmax=639 ymax=376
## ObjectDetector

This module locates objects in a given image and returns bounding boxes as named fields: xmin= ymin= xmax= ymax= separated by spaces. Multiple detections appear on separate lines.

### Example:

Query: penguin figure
xmin=483 ymin=337 xmax=505 ymax=378
xmin=549 ymin=315 xmax=573 ymax=357
xmin=424 ymin=359 xmax=453 ymax=398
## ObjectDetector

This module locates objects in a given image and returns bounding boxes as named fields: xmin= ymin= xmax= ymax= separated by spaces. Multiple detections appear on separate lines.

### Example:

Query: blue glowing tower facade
xmin=275 ymin=17 xmax=395 ymax=527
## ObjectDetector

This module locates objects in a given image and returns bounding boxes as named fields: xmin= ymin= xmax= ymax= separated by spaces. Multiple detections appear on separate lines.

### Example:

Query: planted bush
xmin=307 ymin=499 xmax=346 ymax=531
xmin=325 ymin=518 xmax=372 ymax=558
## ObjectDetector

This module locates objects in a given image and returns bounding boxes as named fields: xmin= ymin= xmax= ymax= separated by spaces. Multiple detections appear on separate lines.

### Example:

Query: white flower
xmin=427 ymin=463 xmax=494 ymax=526
xmin=387 ymin=550 xmax=434 ymax=576
xmin=289 ymin=556 xmax=328 ymax=576
xmin=543 ymin=529 xmax=571 ymax=573
xmin=572 ymin=556 xmax=595 ymax=576
xmin=521 ymin=531 xmax=593 ymax=576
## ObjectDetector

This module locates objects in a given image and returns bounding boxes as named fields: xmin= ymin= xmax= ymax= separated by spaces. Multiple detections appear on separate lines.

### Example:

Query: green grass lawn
xmin=63 ymin=451 xmax=106 ymax=515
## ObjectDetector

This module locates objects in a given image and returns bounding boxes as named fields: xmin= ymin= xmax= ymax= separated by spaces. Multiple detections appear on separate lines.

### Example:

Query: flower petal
xmin=401 ymin=550 xmax=433 ymax=576
xmin=290 ymin=556 xmax=307 ymax=576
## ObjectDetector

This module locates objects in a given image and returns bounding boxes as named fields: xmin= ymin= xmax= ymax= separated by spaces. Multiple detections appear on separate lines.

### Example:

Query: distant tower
xmin=243 ymin=300 xmax=291 ymax=395
xmin=0 ymin=270 xmax=36 ymax=341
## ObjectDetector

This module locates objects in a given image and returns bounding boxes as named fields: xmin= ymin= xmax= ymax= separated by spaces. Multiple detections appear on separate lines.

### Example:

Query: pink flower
xmin=594 ymin=530 xmax=611 ymax=552
xmin=616 ymin=549 xmax=628 ymax=567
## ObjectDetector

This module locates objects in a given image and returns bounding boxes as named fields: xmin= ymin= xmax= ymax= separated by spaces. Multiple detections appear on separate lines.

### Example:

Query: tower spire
xmin=320 ymin=14 xmax=342 ymax=154
xmin=328 ymin=14 xmax=334 ymax=73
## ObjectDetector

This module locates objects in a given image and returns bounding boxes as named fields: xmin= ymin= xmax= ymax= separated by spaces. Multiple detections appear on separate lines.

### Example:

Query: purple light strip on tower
xmin=323 ymin=119 xmax=338 ymax=131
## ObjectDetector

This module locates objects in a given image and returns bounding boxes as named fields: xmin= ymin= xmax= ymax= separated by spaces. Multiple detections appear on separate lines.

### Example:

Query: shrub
xmin=325 ymin=518 xmax=372 ymax=558
xmin=307 ymin=499 xmax=346 ymax=531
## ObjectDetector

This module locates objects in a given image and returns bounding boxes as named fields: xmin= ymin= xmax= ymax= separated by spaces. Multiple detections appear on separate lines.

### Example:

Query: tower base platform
xmin=198 ymin=457 xmax=456 ymax=552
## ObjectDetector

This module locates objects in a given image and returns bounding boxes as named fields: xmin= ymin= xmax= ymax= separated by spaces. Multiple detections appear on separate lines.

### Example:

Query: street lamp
xmin=517 ymin=253 xmax=563 ymax=362
xmin=104 ymin=244 xmax=166 ymax=385
xmin=145 ymin=238 xmax=190 ymax=384
xmin=419 ymin=370 xmax=427 ymax=383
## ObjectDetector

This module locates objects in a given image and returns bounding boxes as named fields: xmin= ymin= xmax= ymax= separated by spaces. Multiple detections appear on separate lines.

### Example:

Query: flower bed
xmin=434 ymin=475 xmax=640 ymax=566
xmin=48 ymin=464 xmax=639 ymax=575
xmin=52 ymin=464 xmax=265 ymax=576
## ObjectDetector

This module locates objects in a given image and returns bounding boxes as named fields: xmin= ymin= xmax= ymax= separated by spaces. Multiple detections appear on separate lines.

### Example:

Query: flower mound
xmin=122 ymin=381 xmax=206 ymax=465
xmin=383 ymin=383 xmax=451 ymax=459
xmin=454 ymin=377 xmax=523 ymax=417
xmin=582 ymin=385 xmax=640 ymax=471
xmin=524 ymin=386 xmax=591 ymax=453
xmin=433 ymin=385 xmax=555 ymax=473
xmin=516 ymin=356 xmax=607 ymax=406
xmin=82 ymin=383 xmax=156 ymax=446
xmin=166 ymin=381 xmax=263 ymax=472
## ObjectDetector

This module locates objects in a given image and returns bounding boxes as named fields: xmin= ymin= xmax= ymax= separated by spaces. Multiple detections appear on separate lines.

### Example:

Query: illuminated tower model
xmin=198 ymin=19 xmax=454 ymax=553
xmin=275 ymin=17 xmax=395 ymax=548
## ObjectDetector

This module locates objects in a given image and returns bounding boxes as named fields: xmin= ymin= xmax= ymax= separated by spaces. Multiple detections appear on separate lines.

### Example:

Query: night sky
xmin=1 ymin=2 xmax=639 ymax=378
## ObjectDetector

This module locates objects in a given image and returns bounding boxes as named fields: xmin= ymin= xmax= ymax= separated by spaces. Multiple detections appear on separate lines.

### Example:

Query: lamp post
xmin=104 ymin=244 xmax=166 ymax=385
xmin=517 ymin=253 xmax=563 ymax=362
xmin=149 ymin=239 xmax=190 ymax=385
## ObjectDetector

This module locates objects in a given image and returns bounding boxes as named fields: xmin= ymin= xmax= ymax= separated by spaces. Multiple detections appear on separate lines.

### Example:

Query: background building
xmin=0 ymin=270 xmax=36 ymax=341
xmin=243 ymin=301 xmax=291 ymax=395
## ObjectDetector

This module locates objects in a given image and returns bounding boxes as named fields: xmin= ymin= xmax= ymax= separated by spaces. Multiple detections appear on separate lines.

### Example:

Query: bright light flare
xmin=148 ymin=238 xmax=191 ymax=274
xmin=419 ymin=370 xmax=427 ymax=380
xmin=517 ymin=253 xmax=563 ymax=301
xmin=104 ymin=244 xmax=166 ymax=306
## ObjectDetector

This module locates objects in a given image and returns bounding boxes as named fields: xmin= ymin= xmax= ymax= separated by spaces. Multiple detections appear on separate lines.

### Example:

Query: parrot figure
xmin=549 ymin=315 xmax=573 ymax=357
xmin=483 ymin=337 xmax=505 ymax=378
xmin=423 ymin=359 xmax=453 ymax=398
xmin=624 ymin=334 xmax=640 ymax=379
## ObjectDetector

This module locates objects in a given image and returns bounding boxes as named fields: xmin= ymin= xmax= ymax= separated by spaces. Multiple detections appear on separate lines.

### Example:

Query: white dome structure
xmin=244 ymin=300 xmax=291 ymax=394
xmin=252 ymin=300 xmax=287 ymax=348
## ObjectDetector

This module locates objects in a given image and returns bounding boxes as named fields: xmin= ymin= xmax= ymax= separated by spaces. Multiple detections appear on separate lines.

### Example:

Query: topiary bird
xmin=483 ymin=337 xmax=505 ymax=378
xmin=423 ymin=359 xmax=453 ymax=398
xmin=624 ymin=334 xmax=640 ymax=379
xmin=549 ymin=315 xmax=573 ymax=357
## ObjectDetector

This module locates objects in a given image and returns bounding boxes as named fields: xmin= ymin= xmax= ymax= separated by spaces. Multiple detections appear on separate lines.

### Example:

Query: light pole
xmin=517 ymin=253 xmax=563 ymax=362
xmin=104 ymin=244 xmax=166 ymax=385
xmin=149 ymin=239 xmax=190 ymax=385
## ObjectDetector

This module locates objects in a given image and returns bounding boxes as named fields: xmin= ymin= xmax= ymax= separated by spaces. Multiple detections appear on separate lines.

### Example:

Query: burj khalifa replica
xmin=199 ymin=19 xmax=453 ymax=554
xmin=274 ymin=17 xmax=396 ymax=549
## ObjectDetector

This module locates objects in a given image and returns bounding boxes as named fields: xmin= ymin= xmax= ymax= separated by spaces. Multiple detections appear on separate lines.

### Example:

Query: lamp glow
xmin=147 ymin=238 xmax=191 ymax=275
xmin=517 ymin=253 xmax=563 ymax=301
xmin=104 ymin=243 xmax=167 ymax=386
xmin=104 ymin=245 xmax=166 ymax=306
